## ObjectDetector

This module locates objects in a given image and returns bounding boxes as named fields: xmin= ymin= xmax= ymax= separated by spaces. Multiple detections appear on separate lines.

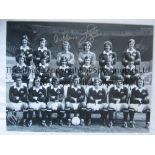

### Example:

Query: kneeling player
xmin=7 ymin=76 xmax=29 ymax=126
xmin=108 ymin=75 xmax=129 ymax=128
xmin=47 ymin=77 xmax=65 ymax=126
xmin=129 ymin=77 xmax=150 ymax=128
xmin=65 ymin=75 xmax=86 ymax=126
xmin=28 ymin=77 xmax=47 ymax=127
xmin=86 ymin=78 xmax=108 ymax=126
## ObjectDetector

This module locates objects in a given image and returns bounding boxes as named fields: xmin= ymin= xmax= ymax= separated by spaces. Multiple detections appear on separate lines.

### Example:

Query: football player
xmin=12 ymin=54 xmax=31 ymax=86
xmin=57 ymin=41 xmax=74 ymax=66
xmin=129 ymin=77 xmax=150 ymax=128
xmin=56 ymin=56 xmax=73 ymax=85
xmin=28 ymin=77 xmax=47 ymax=127
xmin=99 ymin=41 xmax=117 ymax=68
xmin=16 ymin=35 xmax=33 ymax=66
xmin=46 ymin=77 xmax=65 ymax=126
xmin=7 ymin=76 xmax=29 ymax=126
xmin=78 ymin=56 xmax=97 ymax=85
xmin=122 ymin=39 xmax=141 ymax=67
xmin=65 ymin=75 xmax=86 ymax=126
xmin=86 ymin=78 xmax=108 ymax=126
xmin=33 ymin=38 xmax=50 ymax=67
xmin=108 ymin=75 xmax=129 ymax=128
xmin=78 ymin=41 xmax=96 ymax=66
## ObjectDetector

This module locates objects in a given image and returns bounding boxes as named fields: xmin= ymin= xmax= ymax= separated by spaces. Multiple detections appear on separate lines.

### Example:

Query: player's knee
xmin=65 ymin=102 xmax=71 ymax=109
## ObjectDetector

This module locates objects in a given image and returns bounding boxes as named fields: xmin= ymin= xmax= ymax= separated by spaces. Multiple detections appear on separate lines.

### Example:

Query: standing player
xmin=86 ymin=78 xmax=108 ymax=126
xmin=65 ymin=75 xmax=86 ymax=126
xmin=129 ymin=77 xmax=150 ymax=128
xmin=78 ymin=56 xmax=97 ymax=85
xmin=122 ymin=39 xmax=141 ymax=67
xmin=108 ymin=75 xmax=129 ymax=128
xmin=99 ymin=41 xmax=117 ymax=68
xmin=47 ymin=77 xmax=65 ymax=126
xmin=7 ymin=76 xmax=29 ymax=126
xmin=33 ymin=38 xmax=50 ymax=67
xmin=56 ymin=56 xmax=73 ymax=85
xmin=28 ymin=77 xmax=47 ymax=127
xmin=78 ymin=41 xmax=96 ymax=66
xmin=16 ymin=35 xmax=33 ymax=66
xmin=12 ymin=54 xmax=31 ymax=85
xmin=57 ymin=41 xmax=74 ymax=66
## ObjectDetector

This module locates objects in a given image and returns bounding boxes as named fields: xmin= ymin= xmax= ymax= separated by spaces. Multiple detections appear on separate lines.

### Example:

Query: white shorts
xmin=47 ymin=101 xmax=65 ymax=110
xmin=87 ymin=103 xmax=108 ymax=111
xmin=65 ymin=102 xmax=86 ymax=110
xmin=108 ymin=103 xmax=128 ymax=112
xmin=129 ymin=104 xmax=150 ymax=112
xmin=29 ymin=102 xmax=46 ymax=110
xmin=7 ymin=102 xmax=28 ymax=111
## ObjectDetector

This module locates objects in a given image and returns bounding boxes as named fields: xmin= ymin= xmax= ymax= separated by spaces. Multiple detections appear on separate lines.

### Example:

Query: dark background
xmin=6 ymin=21 xmax=153 ymax=61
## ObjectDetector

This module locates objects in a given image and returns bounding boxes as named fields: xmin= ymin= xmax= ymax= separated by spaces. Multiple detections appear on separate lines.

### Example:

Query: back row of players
xmin=7 ymin=35 xmax=150 ymax=128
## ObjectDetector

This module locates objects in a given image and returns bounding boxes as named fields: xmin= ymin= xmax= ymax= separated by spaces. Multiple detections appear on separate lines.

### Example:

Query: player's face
xmin=105 ymin=44 xmax=111 ymax=52
xmin=137 ymin=80 xmax=143 ymax=88
xmin=129 ymin=61 xmax=134 ymax=67
xmin=73 ymin=78 xmax=79 ymax=86
xmin=61 ymin=60 xmax=67 ymax=66
xmin=84 ymin=58 xmax=90 ymax=65
xmin=63 ymin=44 xmax=69 ymax=51
xmin=41 ymin=59 xmax=46 ymax=65
xmin=94 ymin=80 xmax=100 ymax=88
xmin=129 ymin=41 xmax=135 ymax=48
xmin=40 ymin=40 xmax=46 ymax=48
xmin=53 ymin=80 xmax=59 ymax=87
xmin=84 ymin=43 xmax=91 ymax=51
xmin=34 ymin=80 xmax=40 ymax=87
xmin=16 ymin=78 xmax=22 ymax=87
xmin=116 ymin=80 xmax=123 ymax=88
xmin=22 ymin=39 xmax=28 ymax=46
xmin=19 ymin=57 xmax=24 ymax=65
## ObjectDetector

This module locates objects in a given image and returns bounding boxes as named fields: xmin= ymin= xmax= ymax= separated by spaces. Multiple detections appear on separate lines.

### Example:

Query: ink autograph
xmin=53 ymin=24 xmax=102 ymax=46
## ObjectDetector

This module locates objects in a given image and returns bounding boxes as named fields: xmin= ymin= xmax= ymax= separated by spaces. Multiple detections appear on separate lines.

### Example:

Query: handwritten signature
xmin=53 ymin=24 xmax=102 ymax=47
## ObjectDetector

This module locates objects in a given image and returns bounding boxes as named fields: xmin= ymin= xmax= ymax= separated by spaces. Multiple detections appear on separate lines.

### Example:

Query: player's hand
xmin=90 ymin=96 xmax=94 ymax=101
xmin=136 ymin=98 xmax=142 ymax=103
xmin=16 ymin=97 xmax=19 ymax=100
xmin=33 ymin=96 xmax=38 ymax=100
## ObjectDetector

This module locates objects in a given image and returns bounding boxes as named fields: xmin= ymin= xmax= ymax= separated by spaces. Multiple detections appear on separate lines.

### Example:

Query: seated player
xmin=33 ymin=38 xmax=50 ymax=67
xmin=129 ymin=77 xmax=150 ymax=128
xmin=16 ymin=35 xmax=33 ymax=66
xmin=122 ymin=59 xmax=139 ymax=85
xmin=65 ymin=75 xmax=86 ymax=126
xmin=28 ymin=77 xmax=47 ymax=127
xmin=12 ymin=54 xmax=31 ymax=86
xmin=78 ymin=41 xmax=96 ymax=66
xmin=122 ymin=39 xmax=141 ymax=67
xmin=56 ymin=56 xmax=73 ymax=85
xmin=7 ymin=76 xmax=29 ymax=126
xmin=86 ymin=78 xmax=108 ymax=126
xmin=108 ymin=75 xmax=129 ymax=128
xmin=35 ymin=56 xmax=50 ymax=88
xmin=99 ymin=41 xmax=117 ymax=68
xmin=47 ymin=77 xmax=65 ymax=126
xmin=100 ymin=57 xmax=115 ymax=85
xmin=57 ymin=41 xmax=74 ymax=66
xmin=78 ymin=56 xmax=97 ymax=85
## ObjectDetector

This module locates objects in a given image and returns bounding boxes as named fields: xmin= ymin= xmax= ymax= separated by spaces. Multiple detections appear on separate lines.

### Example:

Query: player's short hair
xmin=128 ymin=39 xmax=135 ymax=44
xmin=16 ymin=53 xmax=25 ymax=63
xmin=52 ymin=77 xmax=59 ymax=84
xmin=62 ymin=41 xmax=71 ymax=49
xmin=104 ymin=41 xmax=112 ymax=50
xmin=93 ymin=77 xmax=101 ymax=85
xmin=84 ymin=56 xmax=91 ymax=63
xmin=83 ymin=41 xmax=92 ymax=48
xmin=136 ymin=76 xmax=144 ymax=86
xmin=33 ymin=77 xmax=41 ymax=86
xmin=39 ymin=38 xmax=47 ymax=44
xmin=114 ymin=74 xmax=124 ymax=82
xmin=21 ymin=34 xmax=30 ymax=45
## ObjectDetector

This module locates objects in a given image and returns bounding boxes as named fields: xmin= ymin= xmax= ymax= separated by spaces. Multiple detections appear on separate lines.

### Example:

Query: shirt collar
xmin=33 ymin=86 xmax=43 ymax=91
xmin=39 ymin=63 xmax=49 ymax=68
xmin=13 ymin=83 xmax=24 ymax=89
xmin=127 ymin=48 xmax=136 ymax=53
xmin=103 ymin=50 xmax=112 ymax=55
xmin=104 ymin=65 xmax=113 ymax=69
xmin=126 ymin=65 xmax=135 ymax=70
xmin=92 ymin=86 xmax=103 ymax=92
xmin=114 ymin=85 xmax=124 ymax=91
xmin=38 ymin=47 xmax=47 ymax=52
xmin=71 ymin=85 xmax=81 ymax=89
xmin=135 ymin=86 xmax=145 ymax=92
xmin=59 ymin=65 xmax=69 ymax=70
xmin=82 ymin=64 xmax=91 ymax=68
xmin=20 ymin=45 xmax=30 ymax=51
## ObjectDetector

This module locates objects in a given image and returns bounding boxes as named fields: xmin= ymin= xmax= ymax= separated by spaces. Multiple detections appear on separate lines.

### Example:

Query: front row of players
xmin=7 ymin=74 xmax=150 ymax=128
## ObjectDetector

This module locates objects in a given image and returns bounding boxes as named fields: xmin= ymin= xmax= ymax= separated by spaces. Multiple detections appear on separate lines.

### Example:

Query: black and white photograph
xmin=5 ymin=21 xmax=153 ymax=133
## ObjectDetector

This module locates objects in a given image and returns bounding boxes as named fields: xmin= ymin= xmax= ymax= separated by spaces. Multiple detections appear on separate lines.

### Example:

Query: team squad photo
xmin=6 ymin=21 xmax=153 ymax=133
